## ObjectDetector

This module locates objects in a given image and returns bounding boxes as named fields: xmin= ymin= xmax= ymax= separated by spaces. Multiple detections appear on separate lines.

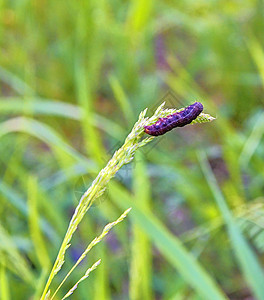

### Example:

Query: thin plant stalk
xmin=40 ymin=102 xmax=214 ymax=299
xmin=51 ymin=208 xmax=131 ymax=300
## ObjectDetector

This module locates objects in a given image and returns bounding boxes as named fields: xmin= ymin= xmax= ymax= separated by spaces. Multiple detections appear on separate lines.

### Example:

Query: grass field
xmin=1 ymin=1 xmax=264 ymax=299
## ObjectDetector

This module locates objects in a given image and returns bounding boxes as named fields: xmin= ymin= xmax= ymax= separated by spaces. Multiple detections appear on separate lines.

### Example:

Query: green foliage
xmin=1 ymin=0 xmax=264 ymax=299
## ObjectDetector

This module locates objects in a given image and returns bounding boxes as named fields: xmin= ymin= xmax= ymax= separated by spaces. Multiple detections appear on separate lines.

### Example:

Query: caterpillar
xmin=144 ymin=102 xmax=203 ymax=136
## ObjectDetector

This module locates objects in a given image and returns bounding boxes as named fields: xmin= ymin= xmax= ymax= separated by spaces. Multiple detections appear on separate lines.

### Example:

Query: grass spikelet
xmin=61 ymin=259 xmax=102 ymax=300
xmin=50 ymin=208 xmax=131 ymax=300
xmin=41 ymin=102 xmax=213 ymax=299
xmin=191 ymin=113 xmax=216 ymax=124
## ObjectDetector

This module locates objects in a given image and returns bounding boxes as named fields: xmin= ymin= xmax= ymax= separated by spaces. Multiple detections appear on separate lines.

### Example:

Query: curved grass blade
xmin=239 ymin=111 xmax=264 ymax=167
xmin=0 ymin=98 xmax=124 ymax=139
xmin=109 ymin=182 xmax=227 ymax=300
xmin=198 ymin=150 xmax=264 ymax=300
xmin=0 ymin=67 xmax=33 ymax=95
xmin=0 ymin=116 xmax=95 ymax=172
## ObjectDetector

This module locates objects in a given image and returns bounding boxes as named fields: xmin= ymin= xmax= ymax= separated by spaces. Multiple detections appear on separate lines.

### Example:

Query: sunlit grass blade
xmin=27 ymin=176 xmax=51 ymax=271
xmin=109 ymin=75 xmax=134 ymax=123
xmin=0 ymin=97 xmax=81 ymax=119
xmin=0 ymin=258 xmax=10 ymax=300
xmin=126 ymin=0 xmax=153 ymax=37
xmin=130 ymin=152 xmax=153 ymax=300
xmin=33 ymin=270 xmax=51 ymax=300
xmin=198 ymin=150 xmax=264 ymax=300
xmin=247 ymin=36 xmax=264 ymax=86
xmin=93 ymin=245 xmax=110 ymax=300
xmin=74 ymin=44 xmax=105 ymax=163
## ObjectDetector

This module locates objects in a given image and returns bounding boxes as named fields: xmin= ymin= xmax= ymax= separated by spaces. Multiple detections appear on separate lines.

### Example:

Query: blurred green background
xmin=1 ymin=1 xmax=264 ymax=299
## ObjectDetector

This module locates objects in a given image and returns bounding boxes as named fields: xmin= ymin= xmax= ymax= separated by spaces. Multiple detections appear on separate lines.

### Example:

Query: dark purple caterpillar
xmin=144 ymin=102 xmax=203 ymax=136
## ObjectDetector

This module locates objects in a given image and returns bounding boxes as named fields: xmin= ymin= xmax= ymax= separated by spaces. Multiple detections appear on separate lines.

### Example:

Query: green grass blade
xmin=0 ymin=98 xmax=124 ymax=139
xmin=198 ymin=150 xmax=264 ymax=300
xmin=0 ymin=181 xmax=59 ymax=243
xmin=93 ymin=245 xmax=110 ymax=300
xmin=109 ymin=182 xmax=227 ymax=300
xmin=0 ymin=97 xmax=81 ymax=119
xmin=239 ymin=111 xmax=264 ymax=167
xmin=0 ymin=181 xmax=28 ymax=216
xmin=0 ymin=66 xmax=33 ymax=95
xmin=0 ymin=259 xmax=11 ymax=300
xmin=109 ymin=75 xmax=134 ymax=123
xmin=247 ymin=36 xmax=264 ymax=86
xmin=0 ymin=116 xmax=95 ymax=171
xmin=74 ymin=48 xmax=105 ymax=163
xmin=126 ymin=0 xmax=153 ymax=35
xmin=27 ymin=176 xmax=51 ymax=271
xmin=130 ymin=152 xmax=153 ymax=300
xmin=0 ymin=223 xmax=35 ymax=285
